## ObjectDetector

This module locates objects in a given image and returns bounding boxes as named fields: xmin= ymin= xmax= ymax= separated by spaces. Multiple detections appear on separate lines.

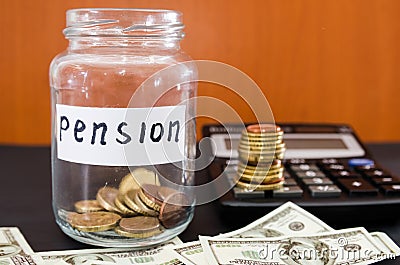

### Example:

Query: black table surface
xmin=1 ymin=143 xmax=399 ymax=264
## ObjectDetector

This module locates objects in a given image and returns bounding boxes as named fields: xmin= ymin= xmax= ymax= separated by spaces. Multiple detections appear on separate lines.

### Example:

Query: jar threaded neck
xmin=64 ymin=8 xmax=185 ymax=40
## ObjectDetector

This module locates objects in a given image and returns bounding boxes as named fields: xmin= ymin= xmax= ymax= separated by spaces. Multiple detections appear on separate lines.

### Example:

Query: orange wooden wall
xmin=1 ymin=0 xmax=399 ymax=145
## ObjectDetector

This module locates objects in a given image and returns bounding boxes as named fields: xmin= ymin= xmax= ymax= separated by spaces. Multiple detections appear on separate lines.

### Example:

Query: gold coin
xmin=246 ymin=124 xmax=283 ymax=134
xmin=96 ymin=187 xmax=122 ymax=214
xmin=239 ymin=137 xmax=282 ymax=144
xmin=235 ymin=180 xmax=284 ymax=191
xmin=131 ymin=167 xmax=160 ymax=186
xmin=66 ymin=212 xmax=79 ymax=223
xmin=119 ymin=216 xmax=161 ymax=234
xmin=238 ymin=167 xmax=284 ymax=177
xmin=241 ymin=132 xmax=283 ymax=139
xmin=69 ymin=211 xmax=121 ymax=232
xmin=240 ymin=136 xmax=283 ymax=144
xmin=239 ymin=158 xmax=282 ymax=166
xmin=238 ymin=153 xmax=276 ymax=160
xmin=238 ymin=147 xmax=276 ymax=155
xmin=115 ymin=216 xmax=162 ymax=238
xmin=239 ymin=173 xmax=284 ymax=184
xmin=239 ymin=150 xmax=285 ymax=163
xmin=124 ymin=189 xmax=157 ymax=216
xmin=238 ymin=147 xmax=286 ymax=155
xmin=159 ymin=192 xmax=191 ymax=229
xmin=119 ymin=173 xmax=140 ymax=196
xmin=74 ymin=200 xmax=104 ymax=213
xmin=238 ymin=142 xmax=286 ymax=151
xmin=138 ymin=187 xmax=161 ymax=212
xmin=238 ymin=168 xmax=284 ymax=177
xmin=133 ymin=189 xmax=158 ymax=217
xmin=114 ymin=194 xmax=138 ymax=216
xmin=123 ymin=189 xmax=144 ymax=214
xmin=114 ymin=225 xmax=162 ymax=238
xmin=242 ymin=130 xmax=284 ymax=139
xmin=238 ymin=160 xmax=282 ymax=172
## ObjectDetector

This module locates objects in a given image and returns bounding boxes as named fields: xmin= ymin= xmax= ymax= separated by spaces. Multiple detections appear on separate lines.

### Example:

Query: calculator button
xmin=233 ymin=187 xmax=265 ymax=199
xmin=380 ymin=185 xmax=400 ymax=196
xmin=283 ymin=178 xmax=298 ymax=186
xmin=354 ymin=164 xmax=377 ymax=172
xmin=288 ymin=159 xmax=306 ymax=164
xmin=325 ymin=164 xmax=346 ymax=171
xmin=291 ymin=164 xmax=319 ymax=171
xmin=338 ymin=178 xmax=378 ymax=196
xmin=348 ymin=158 xmax=375 ymax=168
xmin=321 ymin=158 xmax=338 ymax=165
xmin=309 ymin=185 xmax=341 ymax=198
xmin=273 ymin=186 xmax=303 ymax=198
xmin=363 ymin=169 xmax=391 ymax=178
xmin=296 ymin=170 xmax=326 ymax=178
xmin=370 ymin=176 xmax=400 ymax=185
xmin=329 ymin=170 xmax=361 ymax=179
xmin=302 ymin=177 xmax=333 ymax=186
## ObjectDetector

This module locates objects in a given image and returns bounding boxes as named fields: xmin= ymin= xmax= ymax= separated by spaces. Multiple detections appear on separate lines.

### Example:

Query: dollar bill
xmin=0 ymin=227 xmax=37 ymax=264
xmin=171 ymin=201 xmax=334 ymax=264
xmin=168 ymin=241 xmax=204 ymax=265
xmin=33 ymin=237 xmax=183 ymax=265
xmin=200 ymin=227 xmax=398 ymax=265
xmin=370 ymin=231 xmax=400 ymax=257
xmin=220 ymin=201 xmax=334 ymax=238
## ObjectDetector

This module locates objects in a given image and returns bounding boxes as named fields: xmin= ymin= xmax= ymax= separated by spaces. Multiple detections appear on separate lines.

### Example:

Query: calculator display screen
xmin=285 ymin=139 xmax=347 ymax=149
xmin=211 ymin=131 xmax=364 ymax=159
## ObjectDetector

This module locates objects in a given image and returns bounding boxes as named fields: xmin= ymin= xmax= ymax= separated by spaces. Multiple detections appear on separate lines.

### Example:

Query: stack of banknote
xmin=1 ymin=202 xmax=399 ymax=264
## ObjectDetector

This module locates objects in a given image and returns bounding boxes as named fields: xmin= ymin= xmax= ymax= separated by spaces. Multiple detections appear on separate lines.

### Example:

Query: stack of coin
xmin=236 ymin=124 xmax=286 ymax=191
xmin=68 ymin=168 xmax=191 ymax=238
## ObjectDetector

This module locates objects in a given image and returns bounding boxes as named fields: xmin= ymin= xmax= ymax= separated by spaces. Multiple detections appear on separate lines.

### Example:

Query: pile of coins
xmin=236 ymin=124 xmax=286 ymax=191
xmin=67 ymin=168 xmax=190 ymax=238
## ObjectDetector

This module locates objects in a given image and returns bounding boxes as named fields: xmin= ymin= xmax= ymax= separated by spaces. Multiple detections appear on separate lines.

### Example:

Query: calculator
xmin=202 ymin=123 xmax=400 ymax=218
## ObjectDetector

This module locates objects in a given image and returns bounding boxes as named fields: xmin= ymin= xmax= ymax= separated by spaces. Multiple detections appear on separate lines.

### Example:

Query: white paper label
xmin=56 ymin=104 xmax=186 ymax=166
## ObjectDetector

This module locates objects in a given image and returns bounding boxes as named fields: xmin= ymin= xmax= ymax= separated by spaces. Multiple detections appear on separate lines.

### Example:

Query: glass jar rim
xmin=64 ymin=8 xmax=185 ymax=39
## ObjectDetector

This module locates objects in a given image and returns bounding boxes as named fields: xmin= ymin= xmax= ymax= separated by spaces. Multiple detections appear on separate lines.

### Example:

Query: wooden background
xmin=1 ymin=0 xmax=399 ymax=145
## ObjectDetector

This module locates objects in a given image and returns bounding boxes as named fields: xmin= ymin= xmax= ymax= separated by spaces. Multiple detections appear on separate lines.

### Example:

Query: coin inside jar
xmin=124 ymin=189 xmax=154 ymax=216
xmin=132 ymin=189 xmax=158 ymax=217
xmin=118 ymin=173 xmax=140 ymax=196
xmin=96 ymin=186 xmax=123 ymax=214
xmin=119 ymin=216 xmax=160 ymax=233
xmin=138 ymin=186 xmax=162 ymax=212
xmin=74 ymin=200 xmax=104 ymax=213
xmin=69 ymin=211 xmax=121 ymax=232
xmin=114 ymin=194 xmax=138 ymax=216
xmin=115 ymin=216 xmax=162 ymax=238
xmin=131 ymin=168 xmax=160 ymax=186
xmin=159 ymin=192 xmax=191 ymax=229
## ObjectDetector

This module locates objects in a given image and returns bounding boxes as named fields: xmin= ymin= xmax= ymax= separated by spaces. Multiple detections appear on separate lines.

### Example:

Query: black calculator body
xmin=201 ymin=123 xmax=400 ymax=219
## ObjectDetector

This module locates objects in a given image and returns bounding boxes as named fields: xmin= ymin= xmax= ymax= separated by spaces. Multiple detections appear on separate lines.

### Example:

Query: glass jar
xmin=50 ymin=8 xmax=197 ymax=247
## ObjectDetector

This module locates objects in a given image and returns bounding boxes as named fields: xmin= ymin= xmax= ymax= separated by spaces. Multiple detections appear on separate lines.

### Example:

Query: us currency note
xmin=168 ymin=241 xmax=204 ymax=265
xmin=200 ymin=227 xmax=398 ymax=265
xmin=220 ymin=201 xmax=334 ymax=238
xmin=0 ymin=227 xmax=36 ymax=264
xmin=370 ymin=232 xmax=400 ymax=256
xmin=33 ymin=237 xmax=183 ymax=265
xmin=171 ymin=201 xmax=335 ymax=264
